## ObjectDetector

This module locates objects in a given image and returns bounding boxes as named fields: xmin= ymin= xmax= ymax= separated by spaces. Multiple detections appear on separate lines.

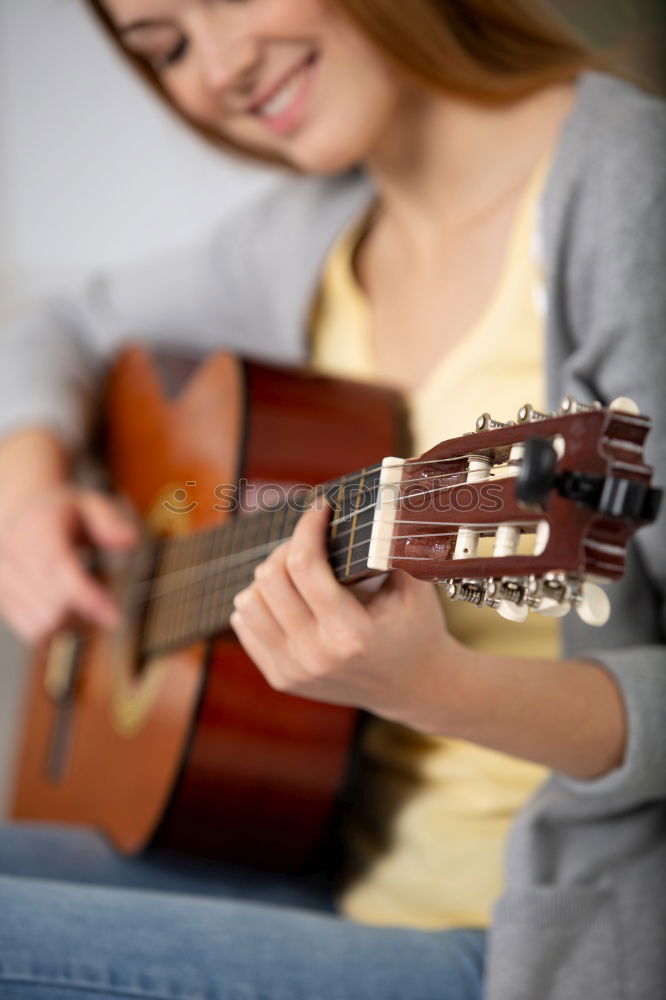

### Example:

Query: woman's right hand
xmin=0 ymin=484 xmax=138 ymax=645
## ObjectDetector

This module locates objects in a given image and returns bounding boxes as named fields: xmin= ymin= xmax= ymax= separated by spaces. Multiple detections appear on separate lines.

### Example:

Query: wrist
xmin=0 ymin=428 xmax=70 ymax=533
xmin=398 ymin=638 xmax=486 ymax=737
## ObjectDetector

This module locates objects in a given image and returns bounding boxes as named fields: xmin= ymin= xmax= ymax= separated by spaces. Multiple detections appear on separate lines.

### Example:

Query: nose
xmin=196 ymin=27 xmax=261 ymax=97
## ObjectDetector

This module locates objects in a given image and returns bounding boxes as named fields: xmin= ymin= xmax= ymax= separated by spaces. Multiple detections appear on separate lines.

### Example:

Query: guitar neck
xmin=138 ymin=466 xmax=382 ymax=657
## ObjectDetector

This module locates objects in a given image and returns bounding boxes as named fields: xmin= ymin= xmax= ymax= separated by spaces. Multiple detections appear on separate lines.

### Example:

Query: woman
xmin=0 ymin=2 xmax=664 ymax=998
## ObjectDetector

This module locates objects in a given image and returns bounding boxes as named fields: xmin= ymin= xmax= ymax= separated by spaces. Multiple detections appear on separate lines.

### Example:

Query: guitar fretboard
xmin=135 ymin=466 xmax=383 ymax=657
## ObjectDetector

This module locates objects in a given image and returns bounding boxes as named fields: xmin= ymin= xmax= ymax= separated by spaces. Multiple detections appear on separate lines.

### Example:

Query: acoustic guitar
xmin=11 ymin=346 xmax=661 ymax=872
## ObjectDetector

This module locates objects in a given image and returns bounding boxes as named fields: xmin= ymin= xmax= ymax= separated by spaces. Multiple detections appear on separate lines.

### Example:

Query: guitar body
xmin=12 ymin=346 xmax=405 ymax=871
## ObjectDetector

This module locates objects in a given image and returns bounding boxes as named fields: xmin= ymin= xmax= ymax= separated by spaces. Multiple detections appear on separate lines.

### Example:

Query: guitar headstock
xmin=369 ymin=397 xmax=662 ymax=626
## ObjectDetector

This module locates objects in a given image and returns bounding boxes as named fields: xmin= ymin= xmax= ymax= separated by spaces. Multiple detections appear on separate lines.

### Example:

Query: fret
xmin=202 ymin=523 xmax=228 ymax=637
xmin=195 ymin=526 xmax=211 ymax=640
xmin=141 ymin=538 xmax=166 ymax=653
xmin=215 ymin=517 xmax=237 ymax=629
xmin=188 ymin=525 xmax=208 ymax=645
xmin=149 ymin=535 xmax=182 ymax=652
xmin=172 ymin=535 xmax=193 ymax=649
xmin=225 ymin=514 xmax=252 ymax=621
xmin=328 ymin=467 xmax=380 ymax=582
xmin=267 ymin=504 xmax=285 ymax=550
xmin=164 ymin=536 xmax=185 ymax=650
xmin=140 ymin=464 xmax=383 ymax=658
xmin=344 ymin=471 xmax=366 ymax=578
xmin=329 ymin=515 xmax=374 ymax=581
xmin=328 ymin=479 xmax=347 ymax=540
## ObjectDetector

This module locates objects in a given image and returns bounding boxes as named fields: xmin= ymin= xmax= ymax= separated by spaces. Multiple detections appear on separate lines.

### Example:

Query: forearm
xmin=0 ymin=429 xmax=71 ymax=531
xmin=424 ymin=648 xmax=627 ymax=781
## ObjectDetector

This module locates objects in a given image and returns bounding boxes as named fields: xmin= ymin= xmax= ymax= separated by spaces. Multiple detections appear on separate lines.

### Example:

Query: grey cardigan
xmin=1 ymin=72 xmax=664 ymax=1000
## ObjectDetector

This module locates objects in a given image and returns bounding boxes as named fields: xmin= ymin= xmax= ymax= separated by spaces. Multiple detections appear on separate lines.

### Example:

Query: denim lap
xmin=0 ymin=824 xmax=485 ymax=1000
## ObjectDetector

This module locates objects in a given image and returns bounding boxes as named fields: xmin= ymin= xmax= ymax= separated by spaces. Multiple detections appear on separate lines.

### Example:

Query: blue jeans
xmin=0 ymin=823 xmax=485 ymax=999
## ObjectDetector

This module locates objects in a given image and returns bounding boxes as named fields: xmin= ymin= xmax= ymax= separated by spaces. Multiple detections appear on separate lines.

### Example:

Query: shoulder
xmin=542 ymin=71 xmax=665 ymax=422
xmin=543 ymin=72 xmax=665 ymax=310
xmin=575 ymin=70 xmax=665 ymax=151
xmin=574 ymin=72 xmax=664 ymax=199
xmin=545 ymin=72 xmax=665 ymax=231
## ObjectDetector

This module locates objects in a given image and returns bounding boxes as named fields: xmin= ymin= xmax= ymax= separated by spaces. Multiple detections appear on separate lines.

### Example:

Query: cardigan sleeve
xmin=0 ymin=169 xmax=369 ymax=455
xmin=0 ymin=181 xmax=318 ymax=455
xmin=0 ymin=222 xmax=247 ymax=453
xmin=552 ymin=79 xmax=666 ymax=809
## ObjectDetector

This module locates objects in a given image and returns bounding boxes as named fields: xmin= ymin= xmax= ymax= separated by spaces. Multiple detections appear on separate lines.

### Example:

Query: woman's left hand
xmin=229 ymin=503 xmax=467 ymax=731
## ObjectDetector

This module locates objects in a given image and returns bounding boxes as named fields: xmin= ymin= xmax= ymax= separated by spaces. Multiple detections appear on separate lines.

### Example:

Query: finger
xmin=77 ymin=491 xmax=138 ymax=550
xmin=287 ymin=505 xmax=366 ymax=623
xmin=253 ymin=546 xmax=315 ymax=637
xmin=5 ymin=553 xmax=60 ymax=614
xmin=0 ymin=563 xmax=62 ymax=644
xmin=57 ymin=552 xmax=121 ymax=629
xmin=229 ymin=609 xmax=285 ymax=691
xmin=233 ymin=584 xmax=287 ymax=648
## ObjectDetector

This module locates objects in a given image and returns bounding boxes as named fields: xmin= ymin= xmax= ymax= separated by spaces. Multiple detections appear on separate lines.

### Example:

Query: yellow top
xmin=309 ymin=156 xmax=560 ymax=929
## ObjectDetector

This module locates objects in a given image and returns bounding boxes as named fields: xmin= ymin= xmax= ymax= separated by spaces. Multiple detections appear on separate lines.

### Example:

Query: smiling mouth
xmin=250 ymin=52 xmax=319 ymax=129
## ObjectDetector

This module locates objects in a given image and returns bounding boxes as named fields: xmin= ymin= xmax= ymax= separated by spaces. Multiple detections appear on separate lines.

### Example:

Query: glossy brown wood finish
xmin=153 ymin=359 xmax=406 ymax=868
xmin=12 ymin=347 xmax=245 ymax=852
xmin=12 ymin=347 xmax=404 ymax=870
xmin=391 ymin=408 xmax=655 ymax=583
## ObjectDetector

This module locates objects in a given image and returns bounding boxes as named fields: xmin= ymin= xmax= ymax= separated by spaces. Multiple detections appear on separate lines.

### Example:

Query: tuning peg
xmin=489 ymin=580 xmax=529 ymax=623
xmin=559 ymin=396 xmax=602 ymax=415
xmin=535 ymin=597 xmax=572 ymax=618
xmin=475 ymin=412 xmax=513 ymax=432
xmin=447 ymin=582 xmax=486 ymax=606
xmin=526 ymin=575 xmax=571 ymax=618
xmin=497 ymin=601 xmax=529 ymax=623
xmin=609 ymin=397 xmax=640 ymax=415
xmin=575 ymin=581 xmax=611 ymax=627
xmin=517 ymin=403 xmax=552 ymax=423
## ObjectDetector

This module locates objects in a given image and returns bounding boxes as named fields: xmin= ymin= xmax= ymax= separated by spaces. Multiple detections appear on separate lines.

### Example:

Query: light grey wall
xmin=0 ymin=0 xmax=277 ymax=817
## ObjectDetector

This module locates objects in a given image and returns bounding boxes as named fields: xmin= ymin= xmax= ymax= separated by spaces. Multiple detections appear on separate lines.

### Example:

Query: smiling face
xmin=102 ymin=0 xmax=404 ymax=173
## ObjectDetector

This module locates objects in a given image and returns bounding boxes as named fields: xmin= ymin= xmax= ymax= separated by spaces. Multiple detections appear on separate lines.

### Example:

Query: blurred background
xmin=0 ymin=0 xmax=664 ymax=817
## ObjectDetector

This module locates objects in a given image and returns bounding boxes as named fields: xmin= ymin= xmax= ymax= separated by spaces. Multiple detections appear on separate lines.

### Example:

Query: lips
xmin=249 ymin=52 xmax=318 ymax=123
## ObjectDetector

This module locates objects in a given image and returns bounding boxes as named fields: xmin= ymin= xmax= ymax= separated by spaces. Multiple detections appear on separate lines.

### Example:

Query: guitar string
xmin=143 ymin=540 xmax=514 ymax=654
xmin=156 ymin=452 xmax=510 ymax=573
xmin=141 ymin=459 xmax=511 ymax=599
xmin=109 ymin=450 xmax=521 ymax=646
xmin=166 ymin=456 xmax=498 ymax=563
xmin=135 ymin=483 xmax=512 ymax=602
xmin=129 ymin=511 xmax=530 ymax=606
xmin=113 ymin=420 xmax=583 ymax=649
xmin=140 ymin=515 xmax=538 ymax=653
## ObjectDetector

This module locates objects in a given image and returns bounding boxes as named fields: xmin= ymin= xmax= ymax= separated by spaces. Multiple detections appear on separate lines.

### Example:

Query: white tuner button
xmin=497 ymin=601 xmax=529 ymax=624
xmin=576 ymin=582 xmax=611 ymax=627
xmin=535 ymin=597 xmax=572 ymax=618
xmin=609 ymin=397 xmax=640 ymax=415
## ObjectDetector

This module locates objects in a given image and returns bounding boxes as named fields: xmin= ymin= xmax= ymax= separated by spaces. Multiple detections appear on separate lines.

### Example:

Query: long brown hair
xmin=87 ymin=0 xmax=601 ymax=166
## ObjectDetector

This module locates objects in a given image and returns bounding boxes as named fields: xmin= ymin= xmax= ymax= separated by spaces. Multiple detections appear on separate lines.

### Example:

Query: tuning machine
xmin=525 ymin=575 xmax=572 ymax=618
xmin=526 ymin=575 xmax=611 ymax=626
xmin=446 ymin=581 xmax=486 ymax=606
xmin=517 ymin=403 xmax=552 ymax=423
xmin=475 ymin=413 xmax=514 ymax=432
xmin=569 ymin=579 xmax=612 ymax=627
xmin=559 ymin=395 xmax=602 ymax=415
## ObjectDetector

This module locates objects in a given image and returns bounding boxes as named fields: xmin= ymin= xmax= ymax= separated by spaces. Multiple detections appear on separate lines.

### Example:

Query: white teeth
xmin=256 ymin=66 xmax=306 ymax=119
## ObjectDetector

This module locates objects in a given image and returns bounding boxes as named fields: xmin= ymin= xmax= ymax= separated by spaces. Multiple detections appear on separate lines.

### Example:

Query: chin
xmin=281 ymin=123 xmax=378 ymax=175
xmin=286 ymin=143 xmax=365 ymax=175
